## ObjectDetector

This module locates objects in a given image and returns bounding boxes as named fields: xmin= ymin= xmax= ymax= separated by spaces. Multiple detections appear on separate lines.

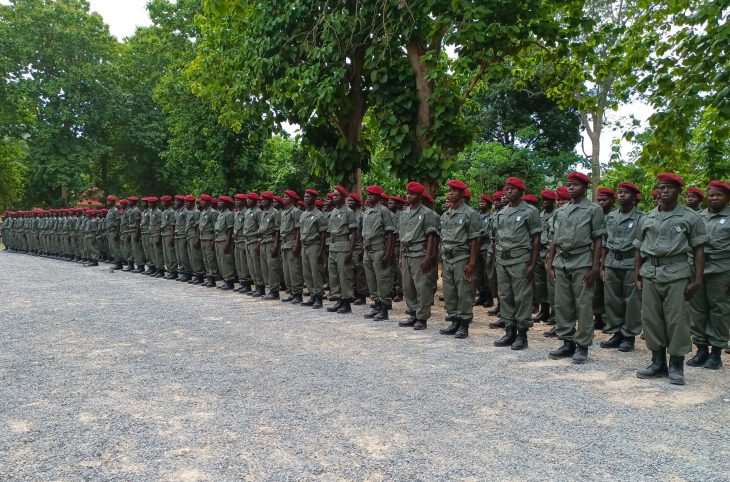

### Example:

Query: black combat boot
xmin=352 ymin=294 xmax=367 ymax=305
xmin=192 ymin=275 xmax=204 ymax=285
xmin=373 ymin=304 xmax=389 ymax=321
xmin=593 ymin=313 xmax=604 ymax=330
xmin=703 ymin=346 xmax=723 ymax=370
xmin=398 ymin=314 xmax=417 ymax=327
xmin=549 ymin=340 xmax=576 ymax=359
xmin=312 ymin=295 xmax=323 ymax=309
xmin=87 ymin=260 xmax=99 ymax=267
xmin=300 ymin=296 xmax=315 ymax=306
xmin=636 ymin=350 xmax=668 ymax=379
xmin=154 ymin=269 xmax=166 ymax=278
xmin=327 ymin=300 xmax=343 ymax=312
xmin=336 ymin=299 xmax=352 ymax=314
xmin=473 ymin=292 xmax=489 ymax=306
xmin=511 ymin=328 xmax=529 ymax=350
xmin=290 ymin=294 xmax=303 ymax=305
xmin=280 ymin=292 xmax=294 ymax=302
xmin=439 ymin=317 xmax=460 ymax=335
xmin=532 ymin=302 xmax=550 ymax=322
xmin=543 ymin=327 xmax=557 ymax=338
xmin=220 ymin=280 xmax=235 ymax=291
xmin=668 ymin=356 xmax=686 ymax=385
xmin=494 ymin=326 xmax=517 ymax=347
xmin=600 ymin=333 xmax=623 ymax=349
xmin=488 ymin=318 xmax=506 ymax=329
xmin=205 ymin=277 xmax=217 ymax=288
xmin=239 ymin=283 xmax=252 ymax=293
xmin=168 ymin=272 xmax=178 ymax=280
xmin=454 ymin=320 xmax=470 ymax=339
xmin=251 ymin=285 xmax=265 ymax=297
xmin=413 ymin=319 xmax=427 ymax=330
xmin=618 ymin=336 xmax=635 ymax=352
xmin=122 ymin=264 xmax=133 ymax=272
xmin=364 ymin=302 xmax=380 ymax=319
xmin=392 ymin=293 xmax=403 ymax=302
xmin=487 ymin=303 xmax=500 ymax=316
xmin=114 ymin=262 xmax=124 ymax=270
xmin=572 ymin=345 xmax=589 ymax=364
xmin=263 ymin=289 xmax=279 ymax=300
xmin=686 ymin=345 xmax=709 ymax=367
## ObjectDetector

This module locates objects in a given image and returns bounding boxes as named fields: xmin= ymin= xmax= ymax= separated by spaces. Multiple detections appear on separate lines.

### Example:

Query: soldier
xmin=387 ymin=195 xmax=405 ymax=302
xmin=197 ymin=194 xmax=219 ymax=287
xmin=347 ymin=193 xmax=369 ymax=306
xmin=243 ymin=193 xmax=265 ymax=297
xmin=280 ymin=190 xmax=304 ymax=304
xmin=547 ymin=172 xmax=605 ymax=364
xmin=296 ymin=189 xmax=329 ymax=309
xmin=492 ymin=177 xmax=542 ymax=350
xmin=397 ymin=182 xmax=440 ymax=330
xmin=83 ymin=209 xmax=99 ymax=266
xmin=185 ymin=195 xmax=206 ymax=284
xmin=233 ymin=194 xmax=252 ymax=292
xmin=593 ymin=187 xmax=617 ymax=329
xmin=487 ymin=191 xmax=504 ymax=317
xmin=257 ymin=192 xmax=282 ymax=299
xmin=322 ymin=193 xmax=334 ymax=295
xmin=214 ymin=196 xmax=236 ymax=290
xmin=119 ymin=199 xmax=131 ymax=268
xmin=97 ymin=209 xmax=108 ymax=261
xmin=105 ymin=196 xmax=122 ymax=270
xmin=126 ymin=197 xmax=145 ymax=273
xmin=600 ymin=182 xmax=644 ymax=352
xmin=438 ymin=180 xmax=481 ymax=339
xmin=139 ymin=198 xmax=153 ymax=274
xmin=687 ymin=180 xmax=729 ymax=369
xmin=635 ymin=173 xmax=707 ymax=385
xmin=361 ymin=185 xmax=396 ymax=321
xmin=422 ymin=191 xmax=440 ymax=299
xmin=533 ymin=189 xmax=557 ymax=323
xmin=474 ymin=194 xmax=496 ymax=308
xmin=159 ymin=195 xmax=178 ymax=279
xmin=147 ymin=197 xmax=165 ymax=277
xmin=686 ymin=187 xmax=704 ymax=211
xmin=326 ymin=186 xmax=358 ymax=314
xmin=174 ymin=195 xmax=191 ymax=282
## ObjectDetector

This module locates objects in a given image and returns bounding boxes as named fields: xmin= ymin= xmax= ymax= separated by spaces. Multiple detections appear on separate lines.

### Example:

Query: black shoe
xmin=168 ymin=272 xmax=179 ymax=280
xmin=473 ymin=292 xmax=489 ymax=306
xmin=572 ymin=345 xmax=589 ymax=364
xmin=532 ymin=302 xmax=550 ymax=322
xmin=250 ymin=285 xmax=265 ymax=297
xmin=511 ymin=328 xmax=528 ymax=350
xmin=281 ymin=293 xmax=294 ymax=302
xmin=413 ymin=319 xmax=427 ymax=330
xmin=618 ymin=336 xmax=635 ymax=352
xmin=373 ymin=307 xmax=388 ymax=321
xmin=337 ymin=300 xmax=352 ymax=314
xmin=494 ymin=326 xmax=517 ymax=347
xmin=263 ymin=290 xmax=280 ymax=300
xmin=327 ymin=300 xmax=343 ymax=312
xmin=154 ymin=270 xmax=166 ymax=278
xmin=290 ymin=294 xmax=303 ymax=305
xmin=87 ymin=260 xmax=99 ymax=267
xmin=543 ymin=327 xmax=557 ymax=338
xmin=488 ymin=319 xmax=505 ymax=329
xmin=487 ymin=304 xmax=501 ymax=316
xmin=703 ymin=347 xmax=723 ymax=370
xmin=114 ymin=263 xmax=123 ymax=270
xmin=454 ymin=321 xmax=470 ymax=339
xmin=240 ymin=284 xmax=252 ymax=293
xmin=482 ymin=298 xmax=494 ymax=308
xmin=686 ymin=345 xmax=709 ymax=367
xmin=133 ymin=267 xmax=145 ymax=274
xmin=600 ymin=333 xmax=623 ymax=349
xmin=399 ymin=315 xmax=417 ymax=327
xmin=364 ymin=303 xmax=380 ymax=319
xmin=312 ymin=295 xmax=323 ymax=309
xmin=440 ymin=319 xmax=460 ymax=335
xmin=392 ymin=294 xmax=402 ymax=303
xmin=636 ymin=350 xmax=668 ymax=379
xmin=192 ymin=275 xmax=204 ymax=285
xmin=204 ymin=277 xmax=216 ymax=287
xmin=220 ymin=281 xmax=235 ymax=291
xmin=328 ymin=295 xmax=338 ymax=302
xmin=352 ymin=296 xmax=367 ymax=305
xmin=549 ymin=340 xmax=576 ymax=359
xmin=594 ymin=313 xmax=604 ymax=330
xmin=668 ymin=356 xmax=686 ymax=385
xmin=300 ymin=296 xmax=315 ymax=306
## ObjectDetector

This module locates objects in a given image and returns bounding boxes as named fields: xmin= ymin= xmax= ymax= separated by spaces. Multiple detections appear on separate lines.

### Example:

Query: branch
xmin=459 ymin=59 xmax=489 ymax=107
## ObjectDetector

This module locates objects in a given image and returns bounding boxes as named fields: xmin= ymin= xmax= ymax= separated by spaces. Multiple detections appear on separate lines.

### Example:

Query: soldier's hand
xmin=255 ymin=246 xmax=260 ymax=257
xmin=464 ymin=262 xmax=474 ymax=282
xmin=210 ymin=241 xmax=215 ymax=251
xmin=292 ymin=245 xmax=300 ymax=257
xmin=379 ymin=254 xmax=389 ymax=266
xmin=316 ymin=250 xmax=323 ymax=261
xmin=420 ymin=257 xmax=431 ymax=274
xmin=194 ymin=240 xmax=200 ymax=248
xmin=345 ymin=251 xmax=353 ymax=265
xmin=684 ymin=281 xmax=701 ymax=300
xmin=635 ymin=278 xmax=643 ymax=296
xmin=270 ymin=246 xmax=278 ymax=258
xmin=582 ymin=268 xmax=599 ymax=288
xmin=525 ymin=264 xmax=535 ymax=283
xmin=547 ymin=265 xmax=556 ymax=282
xmin=600 ymin=267 xmax=605 ymax=282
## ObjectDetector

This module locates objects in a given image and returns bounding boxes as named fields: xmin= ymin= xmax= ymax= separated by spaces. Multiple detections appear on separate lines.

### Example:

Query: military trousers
xmin=161 ymin=234 xmax=177 ymax=273
xmin=302 ymin=244 xmax=324 ymax=296
xmin=391 ymin=242 xmax=402 ymax=297
xmin=259 ymin=241 xmax=281 ymax=290
xmin=555 ymin=266 xmax=595 ymax=347
xmin=87 ymin=237 xmax=99 ymax=261
xmin=215 ymin=240 xmax=235 ymax=282
xmin=187 ymin=238 xmax=205 ymax=276
xmin=442 ymin=257 xmax=475 ymax=322
xmin=106 ymin=233 xmax=120 ymax=262
xmin=175 ymin=237 xmax=190 ymax=274
xmin=532 ymin=253 xmax=548 ymax=304
xmin=593 ymin=279 xmax=605 ymax=316
xmin=642 ymin=277 xmax=692 ymax=356
xmin=328 ymin=250 xmax=354 ymax=300
xmin=403 ymin=255 xmax=435 ymax=321
xmin=141 ymin=233 xmax=151 ymax=265
xmin=363 ymin=246 xmax=392 ymax=304
xmin=496 ymin=260 xmax=534 ymax=330
xmin=201 ymin=239 xmax=219 ymax=278
xmin=603 ymin=267 xmax=642 ymax=337
xmin=477 ymin=249 xmax=497 ymax=298
xmin=281 ymin=247 xmax=304 ymax=295
xmin=689 ymin=271 xmax=730 ymax=349
xmin=234 ymin=242 xmax=250 ymax=284
xmin=132 ymin=235 xmax=145 ymax=267
xmin=273 ymin=252 xmax=285 ymax=290
xmin=353 ymin=248 xmax=369 ymax=297
xmin=150 ymin=237 xmax=164 ymax=269
xmin=322 ymin=247 xmax=330 ymax=285
xmin=120 ymin=235 xmax=130 ymax=262
xmin=245 ymin=241 xmax=263 ymax=286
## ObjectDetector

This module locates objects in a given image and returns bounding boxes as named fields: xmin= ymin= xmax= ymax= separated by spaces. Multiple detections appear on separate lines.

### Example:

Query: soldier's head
xmin=261 ymin=192 xmax=274 ymax=209
xmin=283 ymin=190 xmax=299 ymax=208
xmin=148 ymin=197 xmax=159 ymax=209
xmin=540 ymin=190 xmax=556 ymax=211
xmin=332 ymin=186 xmax=348 ymax=207
xmin=303 ymin=189 xmax=318 ymax=208
xmin=555 ymin=186 xmax=570 ymax=207
xmin=706 ymin=180 xmax=730 ymax=213
xmin=174 ymin=195 xmax=185 ymax=209
xmin=503 ymin=177 xmax=525 ymax=205
xmin=199 ymin=194 xmax=212 ymax=209
xmin=185 ymin=195 xmax=196 ymax=210
xmin=234 ymin=194 xmax=247 ymax=210
xmin=140 ymin=198 xmax=148 ymax=210
xmin=324 ymin=194 xmax=334 ymax=210
xmin=218 ymin=196 xmax=233 ymax=211
xmin=246 ymin=193 xmax=260 ymax=208
xmin=105 ymin=195 xmax=116 ymax=208
xmin=656 ymin=173 xmax=685 ymax=206
xmin=596 ymin=188 xmax=616 ymax=214
xmin=617 ymin=182 xmax=640 ymax=209
xmin=566 ymin=172 xmax=591 ymax=200
xmin=478 ymin=194 xmax=493 ymax=212
xmin=686 ymin=188 xmax=703 ymax=210
xmin=160 ymin=195 xmax=172 ymax=208
xmin=446 ymin=179 xmax=468 ymax=207
xmin=348 ymin=193 xmax=362 ymax=210
xmin=406 ymin=182 xmax=426 ymax=207
xmin=365 ymin=185 xmax=384 ymax=206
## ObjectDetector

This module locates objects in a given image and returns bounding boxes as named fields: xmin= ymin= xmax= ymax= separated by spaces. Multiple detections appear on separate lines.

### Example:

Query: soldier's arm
xmin=545 ymin=242 xmax=557 ymax=281
xmin=582 ymin=236 xmax=602 ymax=288
xmin=317 ymin=231 xmax=326 ymax=260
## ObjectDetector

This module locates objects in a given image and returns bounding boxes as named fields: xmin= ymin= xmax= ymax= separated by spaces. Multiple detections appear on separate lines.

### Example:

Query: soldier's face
xmin=303 ymin=193 xmax=314 ymax=207
xmin=541 ymin=198 xmax=554 ymax=210
xmin=235 ymin=198 xmax=244 ymax=209
xmin=479 ymin=199 xmax=488 ymax=210
xmin=246 ymin=198 xmax=255 ymax=208
xmin=324 ymin=198 xmax=333 ymax=208
xmin=366 ymin=193 xmax=378 ymax=206
xmin=658 ymin=182 xmax=680 ymax=204
xmin=407 ymin=191 xmax=420 ymax=205
xmin=175 ymin=200 xmax=184 ymax=209
xmin=262 ymin=199 xmax=272 ymax=209
xmin=332 ymin=191 xmax=343 ymax=205
xmin=503 ymin=185 xmax=521 ymax=203
xmin=597 ymin=195 xmax=615 ymax=213
xmin=707 ymin=187 xmax=728 ymax=211
xmin=686 ymin=192 xmax=702 ymax=209
xmin=567 ymin=180 xmax=586 ymax=199
xmin=346 ymin=197 xmax=356 ymax=209
xmin=186 ymin=201 xmax=195 ymax=210
xmin=282 ymin=194 xmax=292 ymax=207
xmin=618 ymin=188 xmax=636 ymax=207
xmin=201 ymin=200 xmax=210 ymax=209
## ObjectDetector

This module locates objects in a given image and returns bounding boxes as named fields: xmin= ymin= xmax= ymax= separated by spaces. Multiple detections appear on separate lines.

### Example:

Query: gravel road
xmin=1 ymin=251 xmax=729 ymax=481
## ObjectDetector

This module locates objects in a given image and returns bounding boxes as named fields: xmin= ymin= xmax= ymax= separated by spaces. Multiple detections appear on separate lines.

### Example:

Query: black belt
xmin=647 ymin=254 xmax=687 ymax=266
xmin=500 ymin=248 xmax=529 ymax=260
xmin=610 ymin=249 xmax=635 ymax=261
xmin=558 ymin=246 xmax=591 ymax=260
xmin=443 ymin=248 xmax=469 ymax=259
xmin=705 ymin=253 xmax=730 ymax=261
xmin=331 ymin=235 xmax=350 ymax=242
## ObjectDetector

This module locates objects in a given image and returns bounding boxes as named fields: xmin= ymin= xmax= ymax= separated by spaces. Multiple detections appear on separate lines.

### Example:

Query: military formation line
xmin=2 ymin=172 xmax=729 ymax=386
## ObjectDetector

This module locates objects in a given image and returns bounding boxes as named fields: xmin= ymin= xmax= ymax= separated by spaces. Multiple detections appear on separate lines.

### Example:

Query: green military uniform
xmin=327 ymin=205 xmax=357 ymax=302
xmin=280 ymin=204 xmax=304 ymax=298
xmin=127 ymin=205 xmax=144 ymax=270
xmin=440 ymin=202 xmax=482 ymax=331
xmin=362 ymin=202 xmax=395 ymax=308
xmin=214 ymin=207 xmax=235 ymax=284
xmin=105 ymin=206 xmax=121 ymax=265
xmin=258 ymin=206 xmax=281 ymax=293
xmin=186 ymin=206 xmax=205 ymax=281
xmin=148 ymin=206 xmax=164 ymax=274
xmin=140 ymin=207 xmax=151 ymax=270
xmin=399 ymin=202 xmax=439 ymax=325
xmin=233 ymin=207 xmax=251 ymax=289
xmin=551 ymin=197 xmax=605 ymax=349
xmin=120 ymin=208 xmax=131 ymax=265
xmin=175 ymin=205 xmax=190 ymax=277
xmin=351 ymin=207 xmax=369 ymax=301
xmin=198 ymin=206 xmax=219 ymax=279
xmin=476 ymin=209 xmax=496 ymax=303
xmin=83 ymin=215 xmax=99 ymax=262
xmin=493 ymin=201 xmax=541 ymax=331
xmin=161 ymin=205 xmax=178 ymax=275
xmin=97 ymin=213 xmax=108 ymax=260
xmin=688 ymin=205 xmax=730 ymax=349
xmin=243 ymin=204 xmax=264 ymax=292
xmin=603 ymin=206 xmax=644 ymax=339
xmin=533 ymin=208 xmax=555 ymax=309
xmin=299 ymin=207 xmax=328 ymax=300
xmin=391 ymin=209 xmax=403 ymax=300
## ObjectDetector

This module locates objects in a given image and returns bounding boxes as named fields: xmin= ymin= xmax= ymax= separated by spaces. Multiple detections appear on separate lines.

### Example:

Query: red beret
xmin=273 ymin=195 xmax=283 ymax=204
xmin=707 ymin=180 xmax=730 ymax=194
xmin=175 ymin=195 xmax=185 ymax=201
xmin=651 ymin=189 xmax=659 ymax=197
xmin=540 ymin=189 xmax=557 ymax=200
xmin=200 ymin=194 xmax=212 ymax=201
xmin=493 ymin=191 xmax=503 ymax=199
xmin=687 ymin=187 xmax=704 ymax=198
xmin=556 ymin=186 xmax=570 ymax=200
xmin=480 ymin=194 xmax=493 ymax=203
xmin=219 ymin=195 xmax=234 ymax=204
xmin=422 ymin=192 xmax=433 ymax=203
xmin=120 ymin=199 xmax=129 ymax=205
xmin=283 ymin=189 xmax=300 ymax=200
xmin=597 ymin=188 xmax=617 ymax=198
xmin=160 ymin=195 xmax=172 ymax=202
xmin=234 ymin=193 xmax=248 ymax=200
xmin=365 ymin=185 xmax=384 ymax=196
xmin=261 ymin=191 xmax=275 ymax=201
xmin=185 ymin=195 xmax=196 ymax=201
xmin=567 ymin=171 xmax=591 ymax=185
xmin=505 ymin=177 xmax=526 ymax=191
xmin=106 ymin=195 xmax=116 ymax=202
xmin=464 ymin=189 xmax=472 ymax=198
xmin=390 ymin=196 xmax=406 ymax=204
xmin=618 ymin=182 xmax=641 ymax=194
xmin=326 ymin=193 xmax=334 ymax=199
xmin=315 ymin=199 xmax=325 ymax=207
xmin=523 ymin=194 xmax=539 ymax=203
xmin=657 ymin=172 xmax=685 ymax=187
xmin=406 ymin=182 xmax=426 ymax=194
xmin=127 ymin=196 xmax=138 ymax=202
xmin=148 ymin=196 xmax=159 ymax=202
xmin=349 ymin=193 xmax=362 ymax=203
xmin=210 ymin=198 xmax=218 ymax=204
xmin=247 ymin=192 xmax=261 ymax=201
xmin=304 ymin=189 xmax=319 ymax=197
xmin=381 ymin=194 xmax=390 ymax=200
xmin=447 ymin=179 xmax=468 ymax=190
xmin=334 ymin=185 xmax=348 ymax=197
xmin=140 ymin=197 xmax=149 ymax=202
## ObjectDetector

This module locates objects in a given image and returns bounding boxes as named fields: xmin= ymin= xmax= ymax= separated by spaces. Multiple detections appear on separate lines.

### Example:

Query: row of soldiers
xmin=2 ymin=173 xmax=728 ymax=386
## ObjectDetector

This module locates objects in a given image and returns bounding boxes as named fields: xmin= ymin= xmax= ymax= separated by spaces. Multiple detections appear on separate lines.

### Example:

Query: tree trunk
xmin=406 ymin=40 xmax=433 ymax=152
